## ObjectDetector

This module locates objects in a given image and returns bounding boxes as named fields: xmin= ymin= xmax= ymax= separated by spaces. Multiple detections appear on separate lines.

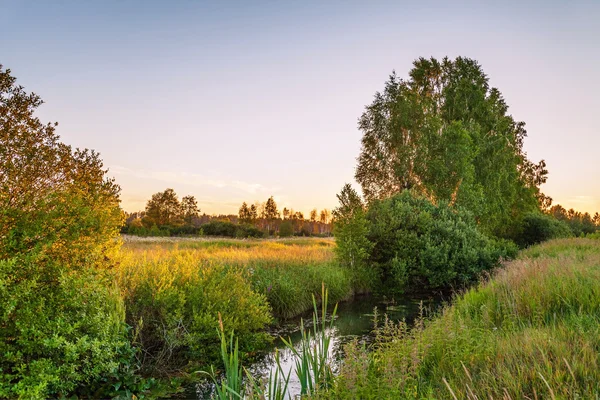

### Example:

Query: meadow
xmin=327 ymin=238 xmax=600 ymax=399
xmin=115 ymin=236 xmax=353 ymax=373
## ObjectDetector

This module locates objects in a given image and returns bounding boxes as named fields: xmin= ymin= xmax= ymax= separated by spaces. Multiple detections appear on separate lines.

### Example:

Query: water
xmin=183 ymin=294 xmax=442 ymax=399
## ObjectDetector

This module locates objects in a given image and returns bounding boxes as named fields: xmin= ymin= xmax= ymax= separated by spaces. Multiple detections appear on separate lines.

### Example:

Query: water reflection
xmin=191 ymin=294 xmax=441 ymax=399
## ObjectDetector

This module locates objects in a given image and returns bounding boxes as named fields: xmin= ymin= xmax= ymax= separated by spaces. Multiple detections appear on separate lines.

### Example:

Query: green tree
xmin=144 ymin=188 xmax=183 ymax=227
xmin=238 ymin=201 xmax=251 ymax=224
xmin=279 ymin=220 xmax=294 ymax=237
xmin=0 ymin=65 xmax=129 ymax=397
xmin=355 ymin=56 xmax=547 ymax=236
xmin=333 ymin=184 xmax=374 ymax=292
xmin=264 ymin=196 xmax=279 ymax=234
xmin=181 ymin=195 xmax=200 ymax=225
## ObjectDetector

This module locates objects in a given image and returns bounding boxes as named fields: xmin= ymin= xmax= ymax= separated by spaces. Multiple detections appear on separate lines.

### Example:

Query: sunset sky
xmin=1 ymin=1 xmax=599 ymax=215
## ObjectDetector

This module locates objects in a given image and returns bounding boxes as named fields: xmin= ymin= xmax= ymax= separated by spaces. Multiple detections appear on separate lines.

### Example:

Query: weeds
xmin=328 ymin=238 xmax=600 ymax=399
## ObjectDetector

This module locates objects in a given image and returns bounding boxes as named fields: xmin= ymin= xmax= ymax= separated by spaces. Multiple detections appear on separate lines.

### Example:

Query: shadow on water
xmin=183 ymin=294 xmax=443 ymax=399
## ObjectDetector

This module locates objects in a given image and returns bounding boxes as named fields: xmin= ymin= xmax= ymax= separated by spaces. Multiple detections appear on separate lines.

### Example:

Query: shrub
xmin=238 ymin=224 xmax=265 ymax=238
xmin=333 ymin=184 xmax=376 ymax=293
xmin=0 ymin=257 xmax=130 ymax=398
xmin=365 ymin=191 xmax=516 ymax=294
xmin=279 ymin=220 xmax=294 ymax=237
xmin=514 ymin=212 xmax=572 ymax=247
xmin=0 ymin=65 xmax=133 ymax=397
xmin=117 ymin=252 xmax=272 ymax=372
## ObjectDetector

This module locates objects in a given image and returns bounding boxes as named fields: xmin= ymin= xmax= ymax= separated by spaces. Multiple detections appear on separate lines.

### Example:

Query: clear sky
xmin=1 ymin=0 xmax=599 ymax=215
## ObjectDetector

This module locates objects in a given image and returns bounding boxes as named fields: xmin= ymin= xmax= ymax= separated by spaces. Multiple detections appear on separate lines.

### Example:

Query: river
xmin=183 ymin=294 xmax=442 ymax=399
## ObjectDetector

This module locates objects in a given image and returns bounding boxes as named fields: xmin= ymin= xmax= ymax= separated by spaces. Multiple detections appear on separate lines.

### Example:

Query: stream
xmin=184 ymin=294 xmax=443 ymax=399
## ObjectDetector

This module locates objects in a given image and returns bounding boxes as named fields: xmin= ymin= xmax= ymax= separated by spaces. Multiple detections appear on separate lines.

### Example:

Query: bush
xmin=365 ymin=192 xmax=517 ymax=294
xmin=117 ymin=253 xmax=272 ymax=372
xmin=0 ymin=257 xmax=130 ymax=398
xmin=0 ymin=65 xmax=133 ymax=397
xmin=279 ymin=220 xmax=294 ymax=237
xmin=514 ymin=212 xmax=572 ymax=247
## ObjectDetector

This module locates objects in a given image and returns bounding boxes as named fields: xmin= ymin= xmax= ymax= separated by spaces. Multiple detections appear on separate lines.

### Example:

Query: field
xmin=115 ymin=236 xmax=352 ymax=372
xmin=329 ymin=238 xmax=600 ymax=399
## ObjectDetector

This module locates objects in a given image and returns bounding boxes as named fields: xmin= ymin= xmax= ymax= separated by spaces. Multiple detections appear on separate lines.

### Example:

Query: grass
xmin=114 ymin=237 xmax=353 ymax=373
xmin=118 ymin=237 xmax=349 ymax=319
xmin=205 ymin=285 xmax=337 ymax=400
xmin=328 ymin=238 xmax=600 ymax=399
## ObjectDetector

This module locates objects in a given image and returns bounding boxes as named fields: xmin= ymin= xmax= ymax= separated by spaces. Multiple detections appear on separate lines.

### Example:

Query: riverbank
xmin=326 ymin=238 xmax=600 ymax=399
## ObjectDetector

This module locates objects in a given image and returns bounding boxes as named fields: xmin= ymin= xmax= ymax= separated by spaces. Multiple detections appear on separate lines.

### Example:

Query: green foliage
xmin=0 ymin=65 xmax=134 ymax=397
xmin=278 ymin=220 xmax=294 ymax=237
xmin=365 ymin=191 xmax=517 ymax=294
xmin=252 ymin=261 xmax=351 ymax=319
xmin=205 ymin=285 xmax=336 ymax=399
xmin=514 ymin=212 xmax=573 ymax=247
xmin=119 ymin=255 xmax=272 ymax=372
xmin=281 ymin=285 xmax=337 ymax=396
xmin=355 ymin=56 xmax=546 ymax=236
xmin=205 ymin=326 xmax=244 ymax=400
xmin=0 ymin=257 xmax=131 ymax=398
xmin=333 ymin=184 xmax=375 ymax=293
xmin=202 ymin=220 xmax=265 ymax=238
xmin=328 ymin=239 xmax=600 ymax=399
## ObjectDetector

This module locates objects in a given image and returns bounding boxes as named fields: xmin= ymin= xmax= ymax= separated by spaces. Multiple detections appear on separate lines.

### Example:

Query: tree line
xmin=121 ymin=189 xmax=332 ymax=237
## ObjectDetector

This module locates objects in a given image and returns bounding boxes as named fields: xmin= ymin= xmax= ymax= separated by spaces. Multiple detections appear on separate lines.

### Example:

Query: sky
xmin=1 ymin=0 xmax=599 ymax=215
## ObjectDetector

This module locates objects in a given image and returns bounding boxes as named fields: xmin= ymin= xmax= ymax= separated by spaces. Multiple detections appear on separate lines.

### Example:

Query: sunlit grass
xmin=114 ymin=237 xmax=351 ymax=372
xmin=117 ymin=237 xmax=346 ymax=319
xmin=328 ymin=238 xmax=600 ymax=399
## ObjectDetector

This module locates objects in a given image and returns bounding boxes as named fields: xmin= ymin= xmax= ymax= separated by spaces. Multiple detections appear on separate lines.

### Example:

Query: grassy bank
xmin=115 ymin=237 xmax=352 ymax=373
xmin=329 ymin=238 xmax=600 ymax=399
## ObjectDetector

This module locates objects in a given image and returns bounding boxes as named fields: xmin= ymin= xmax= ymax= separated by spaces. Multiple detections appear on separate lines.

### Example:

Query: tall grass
xmin=115 ymin=238 xmax=352 ymax=372
xmin=281 ymin=284 xmax=337 ymax=396
xmin=328 ymin=238 xmax=600 ymax=399
xmin=205 ymin=285 xmax=337 ymax=399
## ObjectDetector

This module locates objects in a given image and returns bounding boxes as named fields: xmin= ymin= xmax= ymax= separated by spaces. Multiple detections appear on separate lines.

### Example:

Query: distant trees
xmin=123 ymin=191 xmax=332 ymax=238
xmin=264 ymin=196 xmax=280 ymax=233
xmin=142 ymin=188 xmax=200 ymax=228
xmin=238 ymin=202 xmax=252 ymax=224
xmin=548 ymin=204 xmax=597 ymax=237
xmin=181 ymin=195 xmax=200 ymax=225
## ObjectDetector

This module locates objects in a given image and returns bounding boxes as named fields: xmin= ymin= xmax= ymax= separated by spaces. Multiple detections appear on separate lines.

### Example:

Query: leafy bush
xmin=200 ymin=221 xmax=265 ymax=238
xmin=238 ymin=224 xmax=265 ymax=238
xmin=333 ymin=184 xmax=376 ymax=293
xmin=0 ymin=257 xmax=130 ymax=398
xmin=514 ymin=212 xmax=572 ymax=247
xmin=365 ymin=192 xmax=517 ymax=294
xmin=117 ymin=252 xmax=272 ymax=372
xmin=0 ymin=65 xmax=135 ymax=397
xmin=279 ymin=220 xmax=294 ymax=237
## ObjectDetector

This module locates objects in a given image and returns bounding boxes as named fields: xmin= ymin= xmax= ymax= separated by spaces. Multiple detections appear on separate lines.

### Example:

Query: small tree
xmin=333 ymin=184 xmax=374 ymax=292
xmin=249 ymin=204 xmax=258 ymax=225
xmin=264 ymin=196 xmax=279 ymax=234
xmin=144 ymin=188 xmax=183 ymax=227
xmin=181 ymin=195 xmax=200 ymax=225
xmin=238 ymin=202 xmax=251 ymax=224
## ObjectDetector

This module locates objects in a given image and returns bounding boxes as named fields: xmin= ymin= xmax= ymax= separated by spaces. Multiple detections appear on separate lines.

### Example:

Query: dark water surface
xmin=181 ymin=294 xmax=443 ymax=399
